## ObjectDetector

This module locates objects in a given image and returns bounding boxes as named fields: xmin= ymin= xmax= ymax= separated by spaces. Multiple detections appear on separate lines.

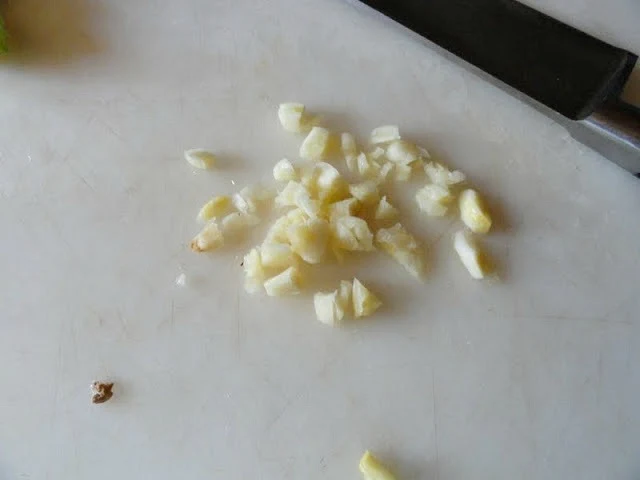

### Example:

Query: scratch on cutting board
xmin=117 ymin=308 xmax=130 ymax=338
xmin=49 ymin=321 xmax=65 ymax=427
xmin=234 ymin=278 xmax=242 ymax=354
xmin=513 ymin=313 xmax=631 ymax=326
xmin=431 ymin=368 xmax=440 ymax=480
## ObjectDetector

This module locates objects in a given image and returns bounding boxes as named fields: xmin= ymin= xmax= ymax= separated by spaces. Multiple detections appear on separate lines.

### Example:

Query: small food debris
xmin=184 ymin=148 xmax=216 ymax=170
xmin=91 ymin=381 xmax=114 ymax=404
xmin=359 ymin=450 xmax=397 ymax=480
xmin=175 ymin=273 xmax=187 ymax=287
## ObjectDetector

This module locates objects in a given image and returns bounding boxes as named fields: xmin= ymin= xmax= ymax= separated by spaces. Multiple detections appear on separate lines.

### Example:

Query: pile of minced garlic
xmin=187 ymin=103 xmax=494 ymax=325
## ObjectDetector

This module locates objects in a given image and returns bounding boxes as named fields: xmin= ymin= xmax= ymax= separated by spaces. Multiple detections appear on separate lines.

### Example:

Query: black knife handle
xmin=357 ymin=0 xmax=637 ymax=121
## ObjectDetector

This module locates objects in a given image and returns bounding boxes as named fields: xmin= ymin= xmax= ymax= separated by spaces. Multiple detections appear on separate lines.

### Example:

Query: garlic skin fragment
xmin=300 ymin=126 xmax=330 ymax=161
xmin=359 ymin=451 xmax=397 ymax=480
xmin=273 ymin=158 xmax=297 ymax=182
xmin=263 ymin=266 xmax=302 ymax=296
xmin=190 ymin=222 xmax=224 ymax=252
xmin=184 ymin=149 xmax=216 ymax=169
xmin=370 ymin=125 xmax=401 ymax=144
xmin=278 ymin=103 xmax=309 ymax=133
xmin=459 ymin=189 xmax=492 ymax=234
xmin=352 ymin=278 xmax=382 ymax=318
xmin=415 ymin=184 xmax=454 ymax=217
xmin=453 ymin=230 xmax=491 ymax=279
xmin=197 ymin=195 xmax=231 ymax=223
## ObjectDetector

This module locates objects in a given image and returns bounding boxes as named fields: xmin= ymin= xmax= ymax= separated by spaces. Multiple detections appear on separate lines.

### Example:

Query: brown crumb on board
xmin=91 ymin=381 xmax=114 ymax=404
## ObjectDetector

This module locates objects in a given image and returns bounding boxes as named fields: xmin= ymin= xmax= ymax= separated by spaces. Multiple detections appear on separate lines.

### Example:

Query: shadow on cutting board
xmin=0 ymin=0 xmax=103 ymax=68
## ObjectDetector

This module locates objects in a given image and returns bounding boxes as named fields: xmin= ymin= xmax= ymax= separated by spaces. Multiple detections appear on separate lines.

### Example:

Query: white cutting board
xmin=1 ymin=0 xmax=639 ymax=479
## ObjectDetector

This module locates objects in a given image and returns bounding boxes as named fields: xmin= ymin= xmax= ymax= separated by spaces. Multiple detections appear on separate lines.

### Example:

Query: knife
xmin=351 ymin=0 xmax=640 ymax=176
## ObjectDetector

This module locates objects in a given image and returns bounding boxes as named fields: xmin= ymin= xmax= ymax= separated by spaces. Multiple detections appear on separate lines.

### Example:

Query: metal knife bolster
xmin=354 ymin=0 xmax=640 ymax=175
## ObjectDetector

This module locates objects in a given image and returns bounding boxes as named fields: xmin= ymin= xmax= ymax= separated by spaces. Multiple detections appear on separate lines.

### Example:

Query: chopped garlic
xmin=275 ymin=181 xmax=319 ymax=217
xmin=278 ymin=103 xmax=309 ymax=133
xmin=264 ymin=214 xmax=293 ymax=244
xmin=243 ymin=247 xmax=266 ymax=293
xmin=375 ymin=223 xmax=424 ymax=279
xmin=355 ymin=152 xmax=382 ymax=179
xmin=453 ymin=230 xmax=491 ymax=279
xmin=273 ymin=158 xmax=297 ymax=182
xmin=374 ymin=196 xmax=399 ymax=223
xmin=232 ymin=191 xmax=258 ymax=215
xmin=378 ymin=162 xmax=394 ymax=183
xmin=260 ymin=243 xmax=297 ymax=270
xmin=276 ymin=181 xmax=305 ymax=208
xmin=221 ymin=212 xmax=259 ymax=235
xmin=370 ymin=125 xmax=401 ymax=144
xmin=386 ymin=140 xmax=420 ymax=165
xmin=359 ymin=451 xmax=397 ymax=480
xmin=415 ymin=184 xmax=454 ymax=216
xmin=314 ymin=290 xmax=345 ymax=326
xmin=332 ymin=216 xmax=374 ymax=252
xmin=345 ymin=152 xmax=359 ymax=173
xmin=352 ymin=278 xmax=382 ymax=318
xmin=190 ymin=222 xmax=224 ymax=252
xmin=369 ymin=146 xmax=386 ymax=161
xmin=197 ymin=195 xmax=231 ymax=223
xmin=315 ymin=162 xmax=349 ymax=204
xmin=349 ymin=181 xmax=380 ymax=206
xmin=337 ymin=280 xmax=353 ymax=315
xmin=288 ymin=218 xmax=329 ymax=264
xmin=264 ymin=266 xmax=302 ymax=296
xmin=341 ymin=132 xmax=357 ymax=159
xmin=393 ymin=164 xmax=412 ymax=182
xmin=300 ymin=126 xmax=330 ymax=161
xmin=424 ymin=161 xmax=466 ymax=186
xmin=184 ymin=149 xmax=216 ymax=170
xmin=327 ymin=198 xmax=361 ymax=221
xmin=459 ymin=189 xmax=492 ymax=234
xmin=417 ymin=145 xmax=432 ymax=160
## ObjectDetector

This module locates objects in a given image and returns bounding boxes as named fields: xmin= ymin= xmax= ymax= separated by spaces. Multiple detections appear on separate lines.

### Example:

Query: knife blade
xmin=351 ymin=0 xmax=640 ymax=176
